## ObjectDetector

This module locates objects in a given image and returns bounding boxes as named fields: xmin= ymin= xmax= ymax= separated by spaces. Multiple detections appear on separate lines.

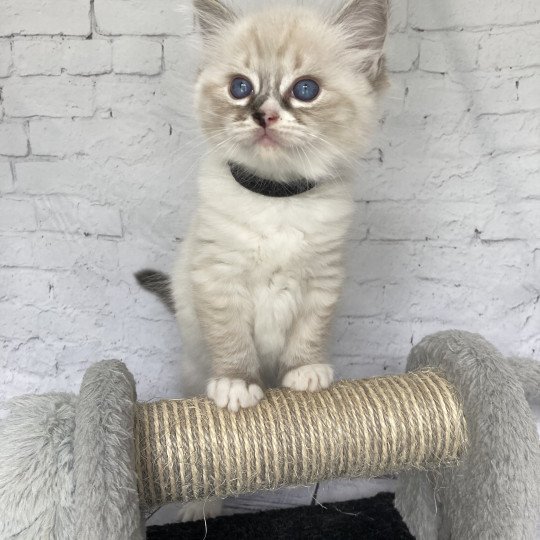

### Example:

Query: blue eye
xmin=230 ymin=77 xmax=253 ymax=99
xmin=292 ymin=79 xmax=320 ymax=102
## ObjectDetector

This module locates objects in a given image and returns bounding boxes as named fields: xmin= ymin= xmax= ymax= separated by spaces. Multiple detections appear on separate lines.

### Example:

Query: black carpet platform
xmin=147 ymin=492 xmax=413 ymax=539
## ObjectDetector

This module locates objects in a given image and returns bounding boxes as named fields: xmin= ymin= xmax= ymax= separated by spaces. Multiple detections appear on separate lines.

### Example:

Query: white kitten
xmin=140 ymin=0 xmax=388 ymax=407
xmin=137 ymin=0 xmax=387 ymax=520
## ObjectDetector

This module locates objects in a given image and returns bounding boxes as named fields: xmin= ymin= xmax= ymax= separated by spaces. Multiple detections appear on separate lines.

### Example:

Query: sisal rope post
xmin=134 ymin=371 xmax=467 ymax=508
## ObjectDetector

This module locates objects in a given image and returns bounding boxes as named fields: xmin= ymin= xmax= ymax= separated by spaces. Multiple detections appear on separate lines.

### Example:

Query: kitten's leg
xmin=192 ymin=274 xmax=264 ymax=411
xmin=280 ymin=286 xmax=338 ymax=392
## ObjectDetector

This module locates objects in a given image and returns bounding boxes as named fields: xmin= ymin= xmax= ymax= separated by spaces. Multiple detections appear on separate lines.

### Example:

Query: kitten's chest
xmin=252 ymin=226 xmax=309 ymax=269
xmin=241 ymin=199 xmax=352 ymax=272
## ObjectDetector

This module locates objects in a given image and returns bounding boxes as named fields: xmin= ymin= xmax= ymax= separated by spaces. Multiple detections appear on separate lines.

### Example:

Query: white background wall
xmin=1 ymin=0 xmax=539 ymax=404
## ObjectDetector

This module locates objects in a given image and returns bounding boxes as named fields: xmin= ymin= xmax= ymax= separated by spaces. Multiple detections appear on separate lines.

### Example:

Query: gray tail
xmin=507 ymin=356 xmax=540 ymax=405
xmin=134 ymin=269 xmax=175 ymax=313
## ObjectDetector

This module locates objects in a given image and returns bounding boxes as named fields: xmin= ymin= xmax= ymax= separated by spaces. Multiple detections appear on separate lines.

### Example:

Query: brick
xmin=354 ymin=154 xmax=493 ymax=203
xmin=0 ymin=41 xmax=12 ymax=77
xmin=0 ymin=198 xmax=36 ymax=231
xmin=13 ymin=40 xmax=62 ymax=75
xmin=346 ymin=241 xmax=533 ymax=287
xmin=386 ymin=33 xmax=419 ymax=72
xmin=420 ymin=32 xmax=480 ymax=73
xmin=13 ymin=39 xmax=112 ymax=76
xmin=332 ymin=317 xmax=448 ymax=358
xmin=338 ymin=278 xmax=525 ymax=326
xmin=3 ymin=77 xmax=93 ymax=118
xmin=409 ymin=0 xmax=540 ymax=29
xmin=0 ymin=235 xmax=35 ymax=266
xmin=36 ymin=308 xmax=109 ymax=343
xmin=471 ymin=72 xmax=540 ymax=115
xmin=29 ymin=117 xmax=170 ymax=161
xmin=0 ymin=304 xmax=40 ymax=341
xmin=95 ymin=78 xmax=164 ymax=116
xmin=34 ymin=196 xmax=123 ymax=236
xmin=366 ymin=201 xmax=490 ymax=241
xmin=482 ymin=201 xmax=540 ymax=240
xmin=402 ymin=73 xmax=472 ymax=117
xmin=429 ymin=151 xmax=540 ymax=204
xmin=478 ymin=26 xmax=540 ymax=71
xmin=16 ymin=159 xmax=100 ymax=199
xmin=0 ymin=122 xmax=28 ymax=156
xmin=0 ymin=163 xmax=14 ymax=192
xmin=116 ymin=241 xmax=172 ymax=280
xmin=513 ymin=152 xmax=540 ymax=200
xmin=63 ymin=39 xmax=112 ymax=75
xmin=113 ymin=38 xmax=162 ymax=75
xmin=95 ymin=0 xmax=193 ymax=36
xmin=0 ymin=267 xmax=58 ymax=305
xmin=163 ymin=37 xmax=192 ymax=73
xmin=464 ymin=112 xmax=540 ymax=155
xmin=28 ymin=234 xmax=82 ymax=270
xmin=50 ymin=269 xmax=117 ymax=311
xmin=389 ymin=1 xmax=408 ymax=33
xmin=0 ymin=0 xmax=91 ymax=37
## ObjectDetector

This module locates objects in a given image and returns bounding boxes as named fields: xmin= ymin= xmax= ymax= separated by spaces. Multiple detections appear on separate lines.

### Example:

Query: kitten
xmin=137 ymin=0 xmax=387 ymax=520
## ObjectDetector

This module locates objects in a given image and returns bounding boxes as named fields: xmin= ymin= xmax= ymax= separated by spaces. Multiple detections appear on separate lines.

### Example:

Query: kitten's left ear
xmin=332 ymin=0 xmax=388 ymax=87
xmin=193 ymin=0 xmax=236 ymax=37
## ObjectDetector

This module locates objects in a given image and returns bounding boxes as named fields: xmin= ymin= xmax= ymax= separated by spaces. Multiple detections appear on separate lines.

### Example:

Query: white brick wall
xmin=0 ymin=0 xmax=91 ymax=36
xmin=1 ymin=0 xmax=539 ymax=407
xmin=3 ymin=77 xmax=95 ymax=117
xmin=13 ymin=39 xmax=112 ymax=76
xmin=112 ymin=37 xmax=162 ymax=75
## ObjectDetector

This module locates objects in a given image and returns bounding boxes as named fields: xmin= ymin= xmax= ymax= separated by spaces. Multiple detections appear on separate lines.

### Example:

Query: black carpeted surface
xmin=147 ymin=492 xmax=414 ymax=539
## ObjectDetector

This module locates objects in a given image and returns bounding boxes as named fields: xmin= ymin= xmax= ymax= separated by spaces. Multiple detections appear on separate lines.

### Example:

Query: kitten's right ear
xmin=332 ymin=0 xmax=388 ymax=87
xmin=193 ymin=0 xmax=236 ymax=37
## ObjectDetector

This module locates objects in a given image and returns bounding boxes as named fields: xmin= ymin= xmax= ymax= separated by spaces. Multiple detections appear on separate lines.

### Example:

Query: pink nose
xmin=264 ymin=111 xmax=280 ymax=125
xmin=252 ymin=110 xmax=280 ymax=128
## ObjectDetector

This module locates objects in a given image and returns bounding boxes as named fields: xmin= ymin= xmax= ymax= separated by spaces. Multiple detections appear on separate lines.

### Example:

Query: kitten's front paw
xmin=207 ymin=377 xmax=264 ymax=412
xmin=282 ymin=364 xmax=334 ymax=392
xmin=178 ymin=499 xmax=222 ymax=522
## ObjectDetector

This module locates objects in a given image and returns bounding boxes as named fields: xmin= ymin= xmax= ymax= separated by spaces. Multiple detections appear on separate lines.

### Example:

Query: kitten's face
xmin=195 ymin=2 xmax=387 ymax=180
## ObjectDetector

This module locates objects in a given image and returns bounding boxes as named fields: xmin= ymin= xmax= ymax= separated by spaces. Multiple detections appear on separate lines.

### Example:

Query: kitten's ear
xmin=332 ymin=0 xmax=388 ymax=86
xmin=193 ymin=0 xmax=236 ymax=37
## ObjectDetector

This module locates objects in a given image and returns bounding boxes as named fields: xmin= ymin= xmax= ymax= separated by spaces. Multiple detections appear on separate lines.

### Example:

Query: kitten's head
xmin=193 ymin=0 xmax=388 ymax=180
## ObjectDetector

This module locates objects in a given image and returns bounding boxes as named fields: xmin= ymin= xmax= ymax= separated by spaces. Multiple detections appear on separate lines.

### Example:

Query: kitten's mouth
xmin=254 ymin=129 xmax=280 ymax=148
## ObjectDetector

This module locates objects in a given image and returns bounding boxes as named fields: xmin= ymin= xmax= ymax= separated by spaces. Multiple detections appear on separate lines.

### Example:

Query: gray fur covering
xmin=395 ymin=330 xmax=540 ymax=540
xmin=0 ymin=360 xmax=144 ymax=540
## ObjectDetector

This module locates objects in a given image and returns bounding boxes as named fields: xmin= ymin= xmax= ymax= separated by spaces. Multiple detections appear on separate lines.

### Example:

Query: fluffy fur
xmin=0 ymin=361 xmax=143 ymax=539
xmin=170 ymin=0 xmax=388 ymax=407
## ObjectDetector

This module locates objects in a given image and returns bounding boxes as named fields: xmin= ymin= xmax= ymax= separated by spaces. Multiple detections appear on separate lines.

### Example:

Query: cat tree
xmin=1 ymin=331 xmax=539 ymax=539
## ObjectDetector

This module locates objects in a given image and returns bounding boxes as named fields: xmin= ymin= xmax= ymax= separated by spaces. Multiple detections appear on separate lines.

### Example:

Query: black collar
xmin=228 ymin=162 xmax=316 ymax=198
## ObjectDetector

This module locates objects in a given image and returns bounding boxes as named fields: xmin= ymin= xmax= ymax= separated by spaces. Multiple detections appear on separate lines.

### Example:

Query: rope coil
xmin=135 ymin=371 xmax=466 ymax=508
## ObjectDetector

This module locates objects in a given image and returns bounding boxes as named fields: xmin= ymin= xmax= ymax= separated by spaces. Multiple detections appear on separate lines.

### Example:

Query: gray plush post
xmin=0 ymin=360 xmax=144 ymax=540
xmin=395 ymin=330 xmax=540 ymax=540
xmin=74 ymin=360 xmax=144 ymax=540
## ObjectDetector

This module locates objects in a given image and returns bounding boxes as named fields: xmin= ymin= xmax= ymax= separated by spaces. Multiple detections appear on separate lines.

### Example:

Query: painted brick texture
xmin=0 ymin=1 xmax=539 ymax=405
